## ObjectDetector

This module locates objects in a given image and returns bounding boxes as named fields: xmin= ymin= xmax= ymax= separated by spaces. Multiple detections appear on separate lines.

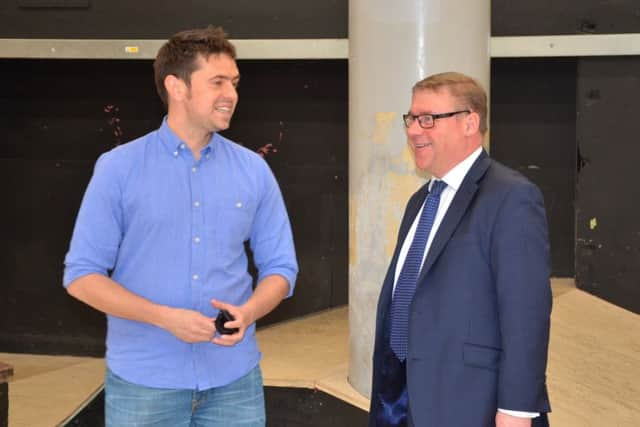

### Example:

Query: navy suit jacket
xmin=370 ymin=151 xmax=552 ymax=427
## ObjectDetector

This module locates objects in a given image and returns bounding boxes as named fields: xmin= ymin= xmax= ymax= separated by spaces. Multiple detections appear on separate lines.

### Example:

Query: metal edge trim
xmin=490 ymin=33 xmax=640 ymax=58
xmin=0 ymin=38 xmax=349 ymax=59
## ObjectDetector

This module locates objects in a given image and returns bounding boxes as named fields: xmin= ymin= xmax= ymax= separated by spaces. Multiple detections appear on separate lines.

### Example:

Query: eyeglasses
xmin=402 ymin=110 xmax=470 ymax=129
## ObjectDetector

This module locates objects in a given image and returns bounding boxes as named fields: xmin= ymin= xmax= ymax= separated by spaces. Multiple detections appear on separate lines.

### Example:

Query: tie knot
xmin=429 ymin=180 xmax=447 ymax=197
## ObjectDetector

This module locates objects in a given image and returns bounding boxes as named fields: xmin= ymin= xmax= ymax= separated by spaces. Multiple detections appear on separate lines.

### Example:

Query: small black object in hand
xmin=215 ymin=309 xmax=239 ymax=335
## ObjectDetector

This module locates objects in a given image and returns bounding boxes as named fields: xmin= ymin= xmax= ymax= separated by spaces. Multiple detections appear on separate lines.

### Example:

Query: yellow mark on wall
xmin=590 ymin=217 xmax=597 ymax=230
xmin=384 ymin=172 xmax=424 ymax=258
xmin=125 ymin=46 xmax=139 ymax=53
xmin=392 ymin=144 xmax=415 ymax=169
xmin=389 ymin=140 xmax=415 ymax=170
xmin=372 ymin=112 xmax=397 ymax=144
xmin=384 ymin=211 xmax=399 ymax=259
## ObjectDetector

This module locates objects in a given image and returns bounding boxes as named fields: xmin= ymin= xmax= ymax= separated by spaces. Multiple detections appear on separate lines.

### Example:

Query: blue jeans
xmin=105 ymin=365 xmax=265 ymax=427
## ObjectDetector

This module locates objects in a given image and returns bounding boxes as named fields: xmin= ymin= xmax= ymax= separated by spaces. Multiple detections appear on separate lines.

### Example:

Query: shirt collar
xmin=158 ymin=117 xmax=217 ymax=159
xmin=432 ymin=146 xmax=483 ymax=192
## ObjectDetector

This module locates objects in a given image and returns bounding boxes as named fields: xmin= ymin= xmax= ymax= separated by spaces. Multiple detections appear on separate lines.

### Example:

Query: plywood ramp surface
xmin=257 ymin=305 xmax=369 ymax=411
xmin=258 ymin=279 xmax=640 ymax=426
xmin=547 ymin=285 xmax=640 ymax=426
xmin=0 ymin=353 xmax=104 ymax=427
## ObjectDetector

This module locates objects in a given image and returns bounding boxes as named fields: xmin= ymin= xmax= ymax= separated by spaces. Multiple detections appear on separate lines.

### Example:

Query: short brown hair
xmin=413 ymin=72 xmax=488 ymax=134
xmin=153 ymin=26 xmax=237 ymax=107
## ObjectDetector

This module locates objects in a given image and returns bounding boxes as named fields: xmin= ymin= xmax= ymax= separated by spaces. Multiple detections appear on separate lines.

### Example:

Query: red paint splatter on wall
xmin=104 ymin=104 xmax=123 ymax=146
xmin=256 ymin=121 xmax=285 ymax=159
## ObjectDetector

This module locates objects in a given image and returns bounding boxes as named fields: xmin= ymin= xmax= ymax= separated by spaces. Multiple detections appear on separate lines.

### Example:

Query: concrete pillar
xmin=348 ymin=0 xmax=490 ymax=397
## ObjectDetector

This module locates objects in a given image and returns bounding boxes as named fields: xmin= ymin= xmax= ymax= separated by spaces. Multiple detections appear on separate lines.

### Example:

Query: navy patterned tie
xmin=390 ymin=180 xmax=447 ymax=361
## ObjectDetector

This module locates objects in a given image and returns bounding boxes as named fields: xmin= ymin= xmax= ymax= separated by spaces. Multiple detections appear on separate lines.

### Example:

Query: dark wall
xmin=492 ymin=0 xmax=640 ymax=36
xmin=491 ymin=58 xmax=577 ymax=277
xmin=0 ymin=58 xmax=347 ymax=355
xmin=0 ymin=0 xmax=349 ymax=355
xmin=2 ymin=0 xmax=640 ymax=356
xmin=0 ymin=383 xmax=6 ymax=427
xmin=0 ymin=0 xmax=347 ymax=39
xmin=575 ymin=57 xmax=640 ymax=314
xmin=227 ymin=60 xmax=349 ymax=325
xmin=9 ymin=0 xmax=637 ymax=39
xmin=0 ymin=59 xmax=144 ymax=354
xmin=491 ymin=1 xmax=640 ymax=312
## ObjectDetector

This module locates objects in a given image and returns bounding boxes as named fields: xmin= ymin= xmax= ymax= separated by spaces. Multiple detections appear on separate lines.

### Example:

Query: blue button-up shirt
xmin=63 ymin=119 xmax=298 ymax=389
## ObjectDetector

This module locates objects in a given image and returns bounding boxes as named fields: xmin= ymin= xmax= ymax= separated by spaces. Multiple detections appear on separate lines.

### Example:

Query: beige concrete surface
xmin=0 ymin=353 xmax=104 ymax=427
xmin=258 ymin=306 xmax=369 ymax=411
xmin=260 ymin=279 xmax=640 ymax=426
xmin=547 ymin=285 xmax=640 ymax=426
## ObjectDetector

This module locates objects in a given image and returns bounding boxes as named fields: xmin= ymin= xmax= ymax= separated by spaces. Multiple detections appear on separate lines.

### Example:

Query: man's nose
xmin=224 ymin=82 xmax=238 ymax=99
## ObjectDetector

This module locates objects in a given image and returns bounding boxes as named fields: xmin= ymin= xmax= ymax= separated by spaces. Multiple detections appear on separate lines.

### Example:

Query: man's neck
xmin=166 ymin=115 xmax=212 ymax=160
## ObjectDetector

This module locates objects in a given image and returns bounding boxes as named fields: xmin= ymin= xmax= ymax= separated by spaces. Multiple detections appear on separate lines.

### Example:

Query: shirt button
xmin=173 ymin=151 xmax=178 ymax=157
xmin=192 ymin=167 xmax=197 ymax=173
xmin=193 ymin=201 xmax=200 ymax=207
xmin=180 ymin=143 xmax=185 ymax=149
xmin=193 ymin=236 xmax=201 ymax=243
xmin=192 ymin=274 xmax=199 ymax=280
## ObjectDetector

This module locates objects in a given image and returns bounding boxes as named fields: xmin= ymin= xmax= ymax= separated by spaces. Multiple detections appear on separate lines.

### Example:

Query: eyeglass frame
xmin=402 ymin=110 xmax=471 ymax=129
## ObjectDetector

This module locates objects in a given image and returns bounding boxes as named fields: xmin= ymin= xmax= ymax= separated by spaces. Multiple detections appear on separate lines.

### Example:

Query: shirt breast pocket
xmin=212 ymin=197 xmax=256 ymax=262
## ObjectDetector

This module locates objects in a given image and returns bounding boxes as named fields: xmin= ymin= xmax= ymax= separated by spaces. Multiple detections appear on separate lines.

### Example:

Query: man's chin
xmin=413 ymin=158 xmax=433 ymax=172
xmin=211 ymin=121 xmax=231 ymax=132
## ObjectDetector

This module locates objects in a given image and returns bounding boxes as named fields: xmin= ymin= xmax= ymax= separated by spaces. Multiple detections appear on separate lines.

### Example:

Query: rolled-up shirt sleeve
xmin=63 ymin=151 xmax=124 ymax=287
xmin=249 ymin=162 xmax=298 ymax=297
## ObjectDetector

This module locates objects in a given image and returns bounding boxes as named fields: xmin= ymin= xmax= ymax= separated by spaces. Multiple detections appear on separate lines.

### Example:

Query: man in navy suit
xmin=369 ymin=72 xmax=552 ymax=427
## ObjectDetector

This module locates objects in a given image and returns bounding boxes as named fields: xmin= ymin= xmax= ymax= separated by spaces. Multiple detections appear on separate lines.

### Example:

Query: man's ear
xmin=164 ymin=75 xmax=187 ymax=103
xmin=464 ymin=111 xmax=480 ymax=136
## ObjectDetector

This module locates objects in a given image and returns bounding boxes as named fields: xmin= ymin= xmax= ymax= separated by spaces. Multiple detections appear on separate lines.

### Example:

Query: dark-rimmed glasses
xmin=402 ymin=110 xmax=470 ymax=129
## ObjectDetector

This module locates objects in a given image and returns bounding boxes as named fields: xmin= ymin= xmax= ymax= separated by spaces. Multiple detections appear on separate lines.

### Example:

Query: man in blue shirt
xmin=63 ymin=26 xmax=298 ymax=426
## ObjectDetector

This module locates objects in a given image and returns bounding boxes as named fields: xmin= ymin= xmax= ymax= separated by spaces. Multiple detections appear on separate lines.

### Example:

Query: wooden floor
xmin=2 ymin=278 xmax=639 ymax=426
xmin=0 ymin=353 xmax=104 ymax=426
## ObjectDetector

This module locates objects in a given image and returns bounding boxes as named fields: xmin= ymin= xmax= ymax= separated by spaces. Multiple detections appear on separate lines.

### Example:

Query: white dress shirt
xmin=393 ymin=147 xmax=538 ymax=419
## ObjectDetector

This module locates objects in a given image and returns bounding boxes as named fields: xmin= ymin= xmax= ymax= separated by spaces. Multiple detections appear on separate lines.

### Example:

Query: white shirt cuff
xmin=498 ymin=408 xmax=540 ymax=418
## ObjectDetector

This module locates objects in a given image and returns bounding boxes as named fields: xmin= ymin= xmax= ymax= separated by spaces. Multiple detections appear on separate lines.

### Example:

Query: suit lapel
xmin=416 ymin=151 xmax=492 ymax=285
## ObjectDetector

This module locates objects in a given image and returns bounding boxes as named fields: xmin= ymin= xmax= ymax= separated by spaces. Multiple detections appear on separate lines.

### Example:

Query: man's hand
xmin=209 ymin=299 xmax=255 ymax=346
xmin=496 ymin=412 xmax=532 ymax=427
xmin=208 ymin=275 xmax=289 ymax=346
xmin=162 ymin=307 xmax=217 ymax=343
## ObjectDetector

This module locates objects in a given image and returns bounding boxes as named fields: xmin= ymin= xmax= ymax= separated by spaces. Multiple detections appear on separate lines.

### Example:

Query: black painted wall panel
xmin=0 ymin=0 xmax=347 ymax=39
xmin=0 ymin=383 xmax=6 ymax=427
xmin=0 ymin=59 xmax=347 ymax=355
xmin=3 ymin=0 xmax=640 ymax=40
xmin=493 ymin=0 xmax=640 ymax=36
xmin=226 ymin=60 xmax=349 ymax=325
xmin=491 ymin=58 xmax=577 ymax=277
xmin=0 ymin=59 xmax=155 ymax=355
xmin=576 ymin=57 xmax=640 ymax=314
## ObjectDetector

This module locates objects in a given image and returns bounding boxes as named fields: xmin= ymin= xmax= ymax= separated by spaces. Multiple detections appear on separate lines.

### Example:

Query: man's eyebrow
xmin=209 ymin=74 xmax=240 ymax=81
